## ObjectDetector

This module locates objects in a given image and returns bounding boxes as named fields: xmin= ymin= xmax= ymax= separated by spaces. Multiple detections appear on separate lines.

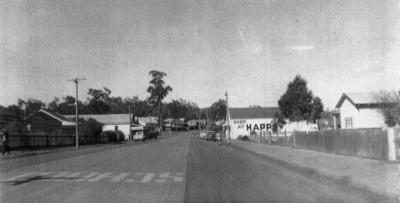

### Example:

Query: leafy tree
xmin=375 ymin=91 xmax=400 ymax=127
xmin=311 ymin=97 xmax=324 ymax=121
xmin=163 ymin=99 xmax=199 ymax=120
xmin=208 ymin=99 xmax=226 ymax=121
xmin=20 ymin=98 xmax=46 ymax=116
xmin=87 ymin=87 xmax=111 ymax=114
xmin=47 ymin=96 xmax=85 ymax=115
xmin=6 ymin=105 xmax=23 ymax=119
xmin=48 ymin=97 xmax=61 ymax=112
xmin=109 ymin=96 xmax=126 ymax=114
xmin=147 ymin=70 xmax=172 ymax=127
xmin=278 ymin=75 xmax=323 ymax=122
xmin=131 ymin=99 xmax=153 ymax=116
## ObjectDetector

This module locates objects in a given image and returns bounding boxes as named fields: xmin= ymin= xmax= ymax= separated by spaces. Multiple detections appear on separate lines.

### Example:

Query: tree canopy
xmin=147 ymin=70 xmax=172 ymax=127
xmin=208 ymin=99 xmax=227 ymax=121
xmin=278 ymin=75 xmax=323 ymax=122
xmin=375 ymin=91 xmax=400 ymax=127
xmin=147 ymin=70 xmax=172 ymax=105
xmin=87 ymin=87 xmax=112 ymax=114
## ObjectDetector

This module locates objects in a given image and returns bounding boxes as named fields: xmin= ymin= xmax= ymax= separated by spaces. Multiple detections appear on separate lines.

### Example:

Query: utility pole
xmin=67 ymin=77 xmax=86 ymax=149
xmin=198 ymin=108 xmax=201 ymax=130
xmin=129 ymin=103 xmax=132 ymax=140
xmin=225 ymin=91 xmax=230 ymax=142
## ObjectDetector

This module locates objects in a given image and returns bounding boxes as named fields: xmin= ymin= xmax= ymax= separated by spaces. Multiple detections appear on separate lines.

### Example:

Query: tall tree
xmin=147 ymin=70 xmax=172 ymax=128
xmin=87 ymin=87 xmax=112 ymax=114
xmin=278 ymin=75 xmax=323 ymax=122
xmin=23 ymin=98 xmax=46 ymax=116
xmin=208 ymin=99 xmax=226 ymax=121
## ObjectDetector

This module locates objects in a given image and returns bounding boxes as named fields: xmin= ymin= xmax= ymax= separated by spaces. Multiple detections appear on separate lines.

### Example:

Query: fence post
xmin=387 ymin=127 xmax=396 ymax=161
xmin=293 ymin=130 xmax=296 ymax=148
xmin=284 ymin=130 xmax=287 ymax=145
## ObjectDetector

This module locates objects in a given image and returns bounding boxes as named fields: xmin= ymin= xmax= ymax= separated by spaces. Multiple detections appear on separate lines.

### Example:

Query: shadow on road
xmin=1 ymin=176 xmax=79 ymax=186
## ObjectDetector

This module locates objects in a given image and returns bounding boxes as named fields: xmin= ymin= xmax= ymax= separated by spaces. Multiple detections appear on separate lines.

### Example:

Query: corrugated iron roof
xmin=335 ymin=92 xmax=380 ymax=108
xmin=64 ymin=114 xmax=158 ymax=125
xmin=229 ymin=107 xmax=280 ymax=119
xmin=65 ymin=114 xmax=130 ymax=125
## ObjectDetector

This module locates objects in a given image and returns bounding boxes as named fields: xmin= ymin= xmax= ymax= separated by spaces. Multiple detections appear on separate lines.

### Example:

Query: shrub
xmin=103 ymin=130 xmax=124 ymax=143
xmin=238 ymin=135 xmax=250 ymax=141
xmin=79 ymin=118 xmax=103 ymax=144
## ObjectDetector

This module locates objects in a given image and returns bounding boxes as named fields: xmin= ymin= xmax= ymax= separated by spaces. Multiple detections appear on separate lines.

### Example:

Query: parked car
xmin=171 ymin=123 xmax=188 ymax=131
xmin=144 ymin=125 xmax=159 ymax=139
xmin=200 ymin=131 xmax=220 ymax=141
xmin=199 ymin=131 xmax=209 ymax=139
xmin=133 ymin=131 xmax=145 ymax=142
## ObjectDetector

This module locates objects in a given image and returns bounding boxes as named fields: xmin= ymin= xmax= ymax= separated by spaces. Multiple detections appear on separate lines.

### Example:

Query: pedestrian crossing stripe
xmin=1 ymin=172 xmax=184 ymax=184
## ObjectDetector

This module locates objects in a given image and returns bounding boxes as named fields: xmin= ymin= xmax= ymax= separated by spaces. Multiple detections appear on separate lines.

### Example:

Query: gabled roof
xmin=27 ymin=109 xmax=75 ymax=126
xmin=335 ymin=92 xmax=381 ymax=108
xmin=229 ymin=107 xmax=280 ymax=119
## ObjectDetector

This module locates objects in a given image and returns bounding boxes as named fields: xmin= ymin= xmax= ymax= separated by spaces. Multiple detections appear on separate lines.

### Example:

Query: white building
xmin=65 ymin=114 xmax=158 ymax=140
xmin=227 ymin=107 xmax=280 ymax=140
xmin=335 ymin=92 xmax=386 ymax=129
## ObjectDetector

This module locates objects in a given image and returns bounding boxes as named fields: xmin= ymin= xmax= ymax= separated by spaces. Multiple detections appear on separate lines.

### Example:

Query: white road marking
xmin=51 ymin=172 xmax=71 ymax=181
xmin=88 ymin=172 xmax=130 ymax=182
xmin=2 ymin=172 xmax=184 ymax=184
xmin=52 ymin=172 xmax=82 ymax=182
xmin=141 ymin=173 xmax=155 ymax=183
xmin=155 ymin=173 xmax=184 ymax=182
xmin=75 ymin=172 xmax=100 ymax=181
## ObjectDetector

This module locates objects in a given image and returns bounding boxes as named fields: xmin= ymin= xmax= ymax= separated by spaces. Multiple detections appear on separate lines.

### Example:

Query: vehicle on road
xmin=200 ymin=131 xmax=220 ymax=141
xmin=133 ymin=131 xmax=145 ymax=142
xmin=171 ymin=123 xmax=188 ymax=131
xmin=144 ymin=125 xmax=159 ymax=140
xmin=199 ymin=131 xmax=209 ymax=139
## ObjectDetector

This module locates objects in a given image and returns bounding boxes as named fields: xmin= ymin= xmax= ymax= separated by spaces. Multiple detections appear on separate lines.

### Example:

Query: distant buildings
xmin=65 ymin=114 xmax=158 ymax=140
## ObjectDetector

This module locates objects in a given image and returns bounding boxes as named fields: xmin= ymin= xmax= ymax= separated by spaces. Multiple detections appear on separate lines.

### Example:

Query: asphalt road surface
xmin=0 ymin=131 xmax=393 ymax=203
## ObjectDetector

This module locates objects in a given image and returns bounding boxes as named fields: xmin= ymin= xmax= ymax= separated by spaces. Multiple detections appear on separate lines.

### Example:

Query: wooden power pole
xmin=67 ymin=77 xmax=86 ymax=149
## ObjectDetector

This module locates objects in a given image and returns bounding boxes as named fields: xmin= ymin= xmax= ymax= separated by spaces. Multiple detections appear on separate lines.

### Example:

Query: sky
xmin=1 ymin=0 xmax=400 ymax=109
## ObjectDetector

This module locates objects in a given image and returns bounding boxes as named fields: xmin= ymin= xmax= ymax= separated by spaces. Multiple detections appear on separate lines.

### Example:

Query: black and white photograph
xmin=1 ymin=0 xmax=400 ymax=202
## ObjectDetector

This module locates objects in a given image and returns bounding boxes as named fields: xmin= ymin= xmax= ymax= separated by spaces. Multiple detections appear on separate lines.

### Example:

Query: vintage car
xmin=144 ymin=125 xmax=159 ymax=139
xmin=133 ymin=131 xmax=145 ymax=142
xmin=200 ymin=131 xmax=220 ymax=141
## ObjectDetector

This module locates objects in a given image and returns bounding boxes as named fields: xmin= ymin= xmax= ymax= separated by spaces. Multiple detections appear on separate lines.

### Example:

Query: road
xmin=0 ymin=131 xmax=392 ymax=202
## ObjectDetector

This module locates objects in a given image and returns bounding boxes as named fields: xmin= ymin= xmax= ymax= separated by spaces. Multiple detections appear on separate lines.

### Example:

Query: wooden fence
xmin=294 ymin=128 xmax=388 ymax=160
xmin=3 ymin=133 xmax=109 ymax=149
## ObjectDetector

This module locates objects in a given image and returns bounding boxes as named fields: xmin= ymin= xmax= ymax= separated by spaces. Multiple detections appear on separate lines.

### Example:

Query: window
xmin=345 ymin=117 xmax=353 ymax=128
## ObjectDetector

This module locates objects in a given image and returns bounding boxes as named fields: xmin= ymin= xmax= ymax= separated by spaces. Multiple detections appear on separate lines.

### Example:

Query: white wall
xmin=340 ymin=99 xmax=386 ymax=129
xmin=282 ymin=121 xmax=318 ymax=132
xmin=102 ymin=124 xmax=130 ymax=140
xmin=229 ymin=118 xmax=274 ymax=139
